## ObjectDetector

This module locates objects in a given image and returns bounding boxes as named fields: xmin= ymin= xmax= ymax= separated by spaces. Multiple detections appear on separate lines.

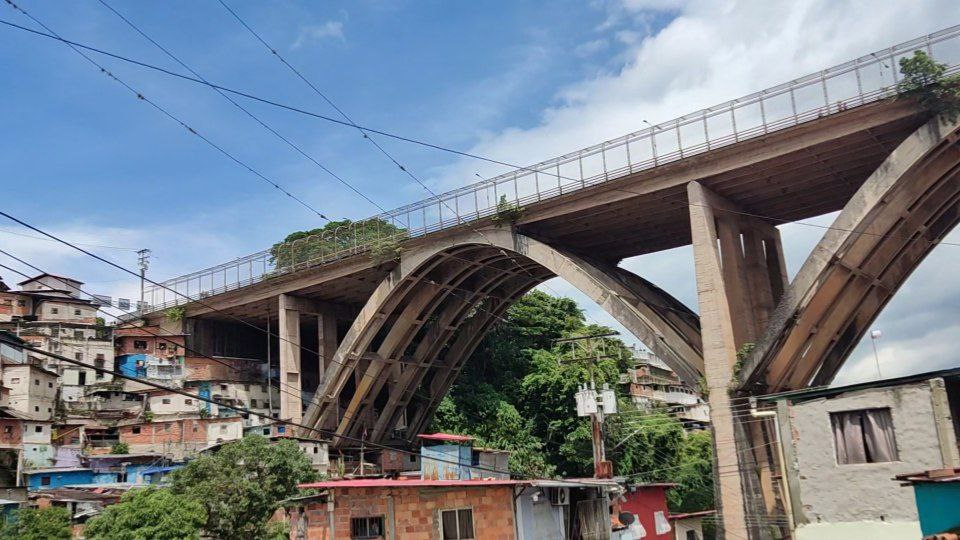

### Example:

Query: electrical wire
xmin=1 ymin=2 xmax=331 ymax=222
xmin=94 ymin=0 xmax=385 ymax=214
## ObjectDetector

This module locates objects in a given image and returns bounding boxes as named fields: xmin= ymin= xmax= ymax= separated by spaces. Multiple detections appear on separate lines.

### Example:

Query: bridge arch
xmin=742 ymin=115 xmax=960 ymax=392
xmin=300 ymin=228 xmax=703 ymax=445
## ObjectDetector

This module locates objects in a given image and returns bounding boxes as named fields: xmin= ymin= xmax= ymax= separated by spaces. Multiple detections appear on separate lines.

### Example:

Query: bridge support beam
xmin=688 ymin=181 xmax=786 ymax=539
xmin=278 ymin=293 xmax=303 ymax=424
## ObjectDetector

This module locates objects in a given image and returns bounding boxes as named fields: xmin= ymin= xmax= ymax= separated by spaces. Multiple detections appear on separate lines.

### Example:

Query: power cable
xmin=94 ymin=0 xmax=385 ymax=214
xmin=1 ymin=2 xmax=330 ymax=222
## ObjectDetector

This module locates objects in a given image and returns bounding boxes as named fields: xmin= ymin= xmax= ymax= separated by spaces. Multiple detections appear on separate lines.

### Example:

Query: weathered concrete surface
xmin=788 ymin=382 xmax=949 ymax=527
xmin=743 ymin=116 xmax=960 ymax=392
xmin=300 ymin=227 xmax=704 ymax=443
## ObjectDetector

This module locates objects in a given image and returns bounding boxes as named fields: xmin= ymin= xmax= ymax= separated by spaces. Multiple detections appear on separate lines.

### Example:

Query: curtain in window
xmin=832 ymin=411 xmax=867 ymax=464
xmin=863 ymin=408 xmax=898 ymax=461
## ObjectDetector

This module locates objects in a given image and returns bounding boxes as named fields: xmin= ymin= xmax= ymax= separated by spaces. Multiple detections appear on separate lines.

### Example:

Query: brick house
xmin=117 ymin=417 xmax=243 ymax=460
xmin=288 ymin=479 xmax=519 ymax=540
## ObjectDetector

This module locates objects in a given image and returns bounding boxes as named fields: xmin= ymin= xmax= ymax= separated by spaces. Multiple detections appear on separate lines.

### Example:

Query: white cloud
xmin=575 ymin=38 xmax=610 ymax=57
xmin=291 ymin=20 xmax=346 ymax=50
xmin=493 ymin=0 xmax=958 ymax=382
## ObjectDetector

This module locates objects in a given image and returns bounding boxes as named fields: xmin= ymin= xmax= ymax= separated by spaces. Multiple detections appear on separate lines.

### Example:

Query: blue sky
xmin=1 ymin=0 xmax=957 ymax=385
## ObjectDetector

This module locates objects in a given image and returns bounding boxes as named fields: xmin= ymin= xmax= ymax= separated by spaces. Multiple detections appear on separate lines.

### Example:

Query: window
xmin=831 ymin=408 xmax=899 ymax=464
xmin=132 ymin=426 xmax=141 ymax=434
xmin=157 ymin=343 xmax=166 ymax=351
xmin=134 ymin=340 xmax=147 ymax=350
xmin=34 ymin=406 xmax=39 ymax=412
xmin=75 ymin=353 xmax=83 ymax=361
xmin=244 ymin=384 xmax=250 ymax=391
xmin=74 ymin=330 xmax=83 ymax=339
xmin=185 ymin=399 xmax=193 ymax=405
xmin=10 ymin=378 xmax=19 ymax=384
xmin=313 ymin=446 xmax=319 ymax=454
xmin=2 ymin=426 xmax=10 ymax=434
xmin=250 ymin=399 xmax=258 ymax=408
xmin=440 ymin=509 xmax=474 ymax=540
xmin=96 ymin=353 xmax=105 ymax=361
xmin=350 ymin=516 xmax=385 ymax=539
xmin=34 ymin=425 xmax=43 ymax=433
xmin=74 ymin=309 xmax=81 ymax=316
xmin=51 ymin=308 xmax=59 ymax=314
xmin=34 ymin=379 xmax=39 ymax=386
xmin=48 ymin=382 xmax=53 ymax=388
xmin=162 ymin=398 xmax=171 ymax=405
xmin=261 ymin=385 xmax=267 ymax=393
xmin=16 ymin=300 xmax=25 ymax=307
xmin=686 ymin=530 xmax=700 ymax=540
xmin=221 ymin=384 xmax=228 ymax=391
xmin=41 ymin=476 xmax=51 ymax=486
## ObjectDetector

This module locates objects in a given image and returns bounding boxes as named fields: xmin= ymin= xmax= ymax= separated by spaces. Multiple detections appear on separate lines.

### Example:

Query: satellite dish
xmin=618 ymin=512 xmax=636 ymax=525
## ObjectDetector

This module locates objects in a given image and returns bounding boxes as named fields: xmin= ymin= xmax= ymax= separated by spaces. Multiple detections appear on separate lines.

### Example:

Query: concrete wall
xmin=788 ymin=381 xmax=951 ymax=535
xmin=516 ymin=486 xmax=569 ymax=540
xmin=2 ymin=365 xmax=57 ymax=420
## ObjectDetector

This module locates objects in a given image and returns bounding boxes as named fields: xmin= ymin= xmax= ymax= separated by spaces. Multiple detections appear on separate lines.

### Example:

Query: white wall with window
xmin=778 ymin=375 xmax=960 ymax=540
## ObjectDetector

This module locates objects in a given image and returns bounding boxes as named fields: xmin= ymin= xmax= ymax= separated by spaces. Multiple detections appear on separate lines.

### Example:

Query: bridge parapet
xmin=141 ymin=25 xmax=960 ymax=314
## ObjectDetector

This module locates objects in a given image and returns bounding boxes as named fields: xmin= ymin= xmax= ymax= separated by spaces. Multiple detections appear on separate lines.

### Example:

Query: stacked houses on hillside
xmin=0 ymin=273 xmax=330 ymax=525
xmin=620 ymin=347 xmax=711 ymax=429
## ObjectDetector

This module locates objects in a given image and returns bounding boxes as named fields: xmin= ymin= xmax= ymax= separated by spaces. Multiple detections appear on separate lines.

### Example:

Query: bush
xmin=84 ymin=487 xmax=206 ymax=540
xmin=111 ymin=442 xmax=129 ymax=455
xmin=898 ymin=50 xmax=960 ymax=122
xmin=0 ymin=507 xmax=71 ymax=540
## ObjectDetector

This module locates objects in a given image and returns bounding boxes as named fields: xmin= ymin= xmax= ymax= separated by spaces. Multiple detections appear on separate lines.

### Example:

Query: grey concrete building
xmin=760 ymin=368 xmax=960 ymax=540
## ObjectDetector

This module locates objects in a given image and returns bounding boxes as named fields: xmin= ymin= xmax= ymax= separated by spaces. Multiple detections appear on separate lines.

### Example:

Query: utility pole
xmin=556 ymin=332 xmax=620 ymax=478
xmin=137 ymin=249 xmax=151 ymax=308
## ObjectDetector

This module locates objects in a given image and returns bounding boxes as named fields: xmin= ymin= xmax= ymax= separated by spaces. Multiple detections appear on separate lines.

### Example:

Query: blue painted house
xmin=24 ymin=468 xmax=94 ymax=489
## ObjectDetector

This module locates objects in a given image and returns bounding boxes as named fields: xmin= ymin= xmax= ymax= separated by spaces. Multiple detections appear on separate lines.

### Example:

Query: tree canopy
xmin=431 ymin=289 xmax=714 ymax=512
xmin=0 ymin=507 xmax=71 ymax=540
xmin=270 ymin=218 xmax=406 ymax=269
xmin=898 ymin=50 xmax=960 ymax=122
xmin=84 ymin=487 xmax=206 ymax=540
xmin=169 ymin=436 xmax=318 ymax=539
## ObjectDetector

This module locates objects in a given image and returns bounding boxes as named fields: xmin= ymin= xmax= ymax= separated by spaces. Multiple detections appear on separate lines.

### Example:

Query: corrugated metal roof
xmin=417 ymin=433 xmax=474 ymax=442
xmin=299 ymin=478 xmax=519 ymax=489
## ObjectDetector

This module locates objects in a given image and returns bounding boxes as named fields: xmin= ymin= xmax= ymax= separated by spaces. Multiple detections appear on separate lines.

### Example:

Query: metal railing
xmin=142 ymin=25 xmax=960 ymax=314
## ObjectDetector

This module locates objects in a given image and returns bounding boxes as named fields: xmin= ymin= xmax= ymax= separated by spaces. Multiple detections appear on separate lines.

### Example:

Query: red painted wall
xmin=620 ymin=485 xmax=672 ymax=540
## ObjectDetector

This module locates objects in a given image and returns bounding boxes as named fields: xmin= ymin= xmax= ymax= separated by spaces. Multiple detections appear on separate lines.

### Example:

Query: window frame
xmin=440 ymin=507 xmax=475 ymax=540
xmin=350 ymin=515 xmax=385 ymax=539
xmin=830 ymin=407 xmax=899 ymax=465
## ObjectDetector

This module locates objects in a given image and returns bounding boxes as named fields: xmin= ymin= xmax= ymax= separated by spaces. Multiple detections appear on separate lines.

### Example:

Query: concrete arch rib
xmin=743 ymin=116 xmax=960 ymax=392
xmin=300 ymin=228 xmax=703 ymax=444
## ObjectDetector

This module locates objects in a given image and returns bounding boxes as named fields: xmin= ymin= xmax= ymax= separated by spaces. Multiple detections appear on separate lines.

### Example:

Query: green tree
xmin=84 ymin=487 xmax=206 ymax=540
xmin=667 ymin=430 xmax=716 ymax=513
xmin=898 ymin=50 xmax=960 ymax=122
xmin=270 ymin=218 xmax=407 ymax=269
xmin=0 ymin=507 xmax=71 ymax=540
xmin=111 ymin=441 xmax=129 ymax=455
xmin=170 ymin=436 xmax=317 ymax=539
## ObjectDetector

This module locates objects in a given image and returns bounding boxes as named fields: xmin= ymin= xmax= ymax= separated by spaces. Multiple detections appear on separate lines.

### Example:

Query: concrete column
xmin=317 ymin=307 xmax=338 ymax=430
xmin=688 ymin=181 xmax=788 ymax=539
xmin=279 ymin=294 xmax=302 ymax=424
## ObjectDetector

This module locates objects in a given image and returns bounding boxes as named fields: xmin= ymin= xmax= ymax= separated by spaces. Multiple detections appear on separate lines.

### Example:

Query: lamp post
xmin=870 ymin=329 xmax=883 ymax=379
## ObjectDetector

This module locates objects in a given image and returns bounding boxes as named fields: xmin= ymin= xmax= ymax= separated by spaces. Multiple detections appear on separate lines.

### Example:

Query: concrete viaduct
xmin=140 ymin=27 xmax=960 ymax=539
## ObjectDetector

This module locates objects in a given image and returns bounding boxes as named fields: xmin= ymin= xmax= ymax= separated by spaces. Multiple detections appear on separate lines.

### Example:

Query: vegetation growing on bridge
xmin=898 ymin=50 xmax=960 ymax=122
xmin=269 ymin=218 xmax=407 ymax=269
xmin=431 ymin=290 xmax=715 ymax=514
xmin=491 ymin=195 xmax=524 ymax=226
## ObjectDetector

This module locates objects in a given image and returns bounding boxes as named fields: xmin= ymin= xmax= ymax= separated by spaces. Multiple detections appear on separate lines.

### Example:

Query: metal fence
xmin=142 ymin=25 xmax=960 ymax=314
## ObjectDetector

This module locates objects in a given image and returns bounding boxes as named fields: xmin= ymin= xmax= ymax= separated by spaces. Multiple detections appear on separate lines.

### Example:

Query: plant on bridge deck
xmin=269 ymin=218 xmax=407 ymax=270
xmin=164 ymin=306 xmax=186 ymax=322
xmin=897 ymin=50 xmax=960 ymax=122
xmin=491 ymin=195 xmax=524 ymax=227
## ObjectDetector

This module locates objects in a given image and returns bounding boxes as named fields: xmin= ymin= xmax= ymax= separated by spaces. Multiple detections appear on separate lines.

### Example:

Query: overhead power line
xmin=95 ymin=0 xmax=385 ymax=214
xmin=1 ymin=3 xmax=330 ymax=222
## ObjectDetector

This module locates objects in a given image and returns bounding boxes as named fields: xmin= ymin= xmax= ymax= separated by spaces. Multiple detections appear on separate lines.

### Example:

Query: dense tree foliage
xmin=270 ymin=218 xmax=406 ymax=268
xmin=0 ymin=507 xmax=71 ymax=540
xmin=170 ymin=436 xmax=317 ymax=539
xmin=84 ymin=487 xmax=206 ymax=540
xmin=431 ymin=290 xmax=714 ymax=512
xmin=898 ymin=50 xmax=960 ymax=122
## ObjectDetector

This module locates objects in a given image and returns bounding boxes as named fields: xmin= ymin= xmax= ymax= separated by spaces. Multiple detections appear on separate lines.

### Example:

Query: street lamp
xmin=870 ymin=329 xmax=883 ymax=379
